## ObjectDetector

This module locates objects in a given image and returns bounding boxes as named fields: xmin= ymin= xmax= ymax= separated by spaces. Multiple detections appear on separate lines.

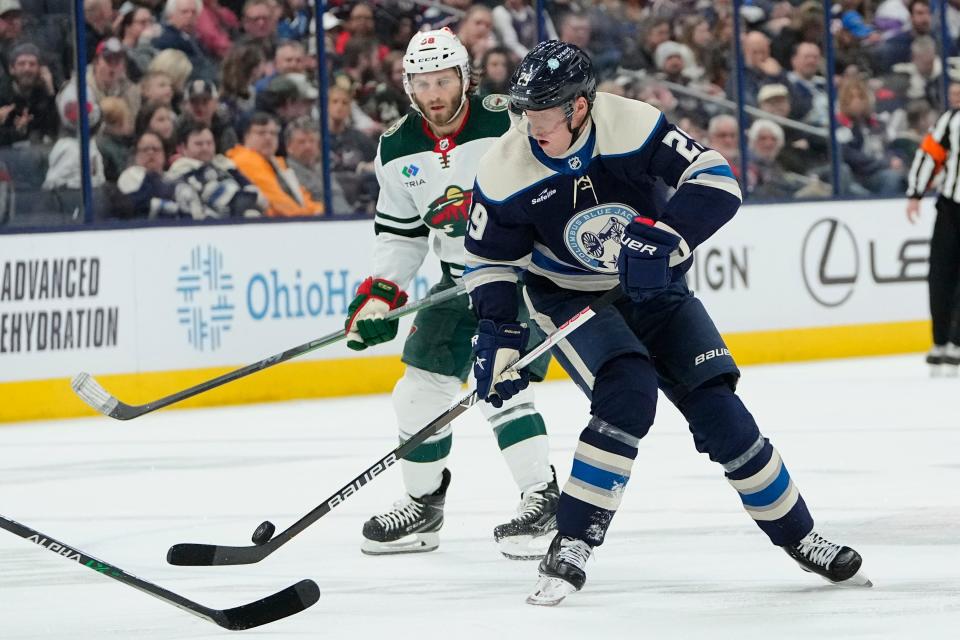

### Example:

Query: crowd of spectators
xmin=0 ymin=0 xmax=959 ymax=226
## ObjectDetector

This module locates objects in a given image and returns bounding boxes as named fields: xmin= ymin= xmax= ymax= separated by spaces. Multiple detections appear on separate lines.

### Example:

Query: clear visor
xmin=508 ymin=103 xmax=569 ymax=138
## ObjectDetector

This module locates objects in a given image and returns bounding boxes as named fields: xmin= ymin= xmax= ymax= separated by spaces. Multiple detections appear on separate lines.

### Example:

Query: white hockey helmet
xmin=402 ymin=27 xmax=471 ymax=124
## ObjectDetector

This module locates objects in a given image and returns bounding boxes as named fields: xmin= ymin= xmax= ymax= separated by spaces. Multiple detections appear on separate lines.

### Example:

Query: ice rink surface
xmin=0 ymin=354 xmax=957 ymax=639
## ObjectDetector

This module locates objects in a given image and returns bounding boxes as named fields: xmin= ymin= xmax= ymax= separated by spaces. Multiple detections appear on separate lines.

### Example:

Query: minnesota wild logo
xmin=425 ymin=185 xmax=473 ymax=237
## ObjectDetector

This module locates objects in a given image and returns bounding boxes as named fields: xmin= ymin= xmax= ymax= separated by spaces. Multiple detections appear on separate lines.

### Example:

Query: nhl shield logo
xmin=564 ymin=203 xmax=637 ymax=272
xmin=568 ymin=156 xmax=582 ymax=171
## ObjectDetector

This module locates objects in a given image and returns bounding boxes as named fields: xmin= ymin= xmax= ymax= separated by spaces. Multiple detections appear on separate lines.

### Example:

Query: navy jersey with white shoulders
xmin=463 ymin=92 xmax=742 ymax=323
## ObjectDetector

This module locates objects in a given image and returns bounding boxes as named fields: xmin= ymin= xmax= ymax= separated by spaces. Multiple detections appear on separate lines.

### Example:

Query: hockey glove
xmin=472 ymin=320 xmax=530 ymax=408
xmin=617 ymin=216 xmax=681 ymax=303
xmin=345 ymin=277 xmax=408 ymax=351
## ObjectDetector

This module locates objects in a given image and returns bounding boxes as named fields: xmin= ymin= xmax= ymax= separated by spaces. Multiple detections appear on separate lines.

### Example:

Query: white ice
xmin=0 ymin=354 xmax=957 ymax=639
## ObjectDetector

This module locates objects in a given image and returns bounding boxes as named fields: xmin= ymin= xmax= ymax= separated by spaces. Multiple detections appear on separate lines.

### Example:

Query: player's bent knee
xmin=590 ymin=353 xmax=658 ymax=440
xmin=679 ymin=378 xmax=761 ymax=464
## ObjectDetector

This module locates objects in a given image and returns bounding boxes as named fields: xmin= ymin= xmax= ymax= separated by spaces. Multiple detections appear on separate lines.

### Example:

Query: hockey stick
xmin=72 ymin=283 xmax=467 ymax=421
xmin=0 ymin=513 xmax=320 ymax=630
xmin=167 ymin=285 xmax=623 ymax=566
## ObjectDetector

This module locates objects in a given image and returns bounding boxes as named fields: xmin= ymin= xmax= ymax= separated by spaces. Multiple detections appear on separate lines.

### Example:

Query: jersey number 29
xmin=468 ymin=203 xmax=487 ymax=241
xmin=663 ymin=129 xmax=704 ymax=162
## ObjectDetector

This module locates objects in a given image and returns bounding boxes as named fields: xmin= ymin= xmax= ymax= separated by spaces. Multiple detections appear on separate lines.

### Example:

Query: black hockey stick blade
xmin=0 ymin=514 xmax=319 ymax=630
xmin=167 ymin=286 xmax=623 ymax=567
xmin=71 ymin=284 xmax=466 ymax=421
xmin=214 ymin=579 xmax=320 ymax=630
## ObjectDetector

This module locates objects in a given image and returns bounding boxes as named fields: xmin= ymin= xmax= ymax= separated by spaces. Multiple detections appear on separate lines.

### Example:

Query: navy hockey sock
xmin=679 ymin=382 xmax=813 ymax=546
xmin=725 ymin=436 xmax=814 ymax=546
xmin=558 ymin=419 xmax=638 ymax=546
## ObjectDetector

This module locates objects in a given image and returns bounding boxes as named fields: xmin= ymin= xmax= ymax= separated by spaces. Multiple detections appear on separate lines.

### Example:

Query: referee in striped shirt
xmin=906 ymin=106 xmax=960 ymax=368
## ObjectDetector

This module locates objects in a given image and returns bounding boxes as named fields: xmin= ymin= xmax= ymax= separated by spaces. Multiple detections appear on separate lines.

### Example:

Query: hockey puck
xmin=251 ymin=520 xmax=276 ymax=545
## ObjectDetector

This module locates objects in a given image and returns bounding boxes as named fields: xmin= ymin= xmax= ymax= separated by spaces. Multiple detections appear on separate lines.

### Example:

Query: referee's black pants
xmin=930 ymin=197 xmax=960 ymax=345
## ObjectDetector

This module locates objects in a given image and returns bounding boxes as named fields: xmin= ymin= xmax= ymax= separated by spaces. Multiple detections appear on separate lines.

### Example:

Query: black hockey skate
xmin=494 ymin=469 xmax=559 ymax=560
xmin=783 ymin=530 xmax=872 ymax=587
xmin=361 ymin=469 xmax=450 ymax=555
xmin=526 ymin=533 xmax=593 ymax=606
xmin=926 ymin=345 xmax=960 ymax=377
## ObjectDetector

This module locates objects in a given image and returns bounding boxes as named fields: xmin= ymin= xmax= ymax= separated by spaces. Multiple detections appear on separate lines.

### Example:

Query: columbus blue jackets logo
xmin=564 ymin=204 xmax=637 ymax=272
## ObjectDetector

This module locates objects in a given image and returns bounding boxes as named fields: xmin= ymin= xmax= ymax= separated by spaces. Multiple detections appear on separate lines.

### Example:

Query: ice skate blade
xmin=498 ymin=532 xmax=553 ymax=560
xmin=361 ymin=531 xmax=439 ymax=556
xmin=829 ymin=571 xmax=873 ymax=588
xmin=526 ymin=576 xmax=578 ymax=606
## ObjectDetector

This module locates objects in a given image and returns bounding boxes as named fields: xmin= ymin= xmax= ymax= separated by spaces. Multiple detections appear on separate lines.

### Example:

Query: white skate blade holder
xmin=526 ymin=576 xmax=578 ymax=606
xmin=498 ymin=532 xmax=553 ymax=561
xmin=361 ymin=531 xmax=439 ymax=556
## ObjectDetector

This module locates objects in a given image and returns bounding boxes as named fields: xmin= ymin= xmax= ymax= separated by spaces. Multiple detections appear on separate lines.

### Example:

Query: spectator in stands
xmin=889 ymin=36 xmax=943 ymax=109
xmin=335 ymin=3 xmax=385 ymax=59
xmin=728 ymin=31 xmax=786 ymax=107
xmin=240 ymin=0 xmax=280 ymax=59
xmin=87 ymin=37 xmax=142 ymax=119
xmin=254 ymin=39 xmax=306 ymax=93
xmin=83 ymin=0 xmax=114 ymax=65
xmin=255 ymin=72 xmax=315 ymax=155
xmin=148 ymin=48 xmax=193 ymax=98
xmin=135 ymin=101 xmax=178 ymax=160
xmin=836 ymin=78 xmax=906 ymax=195
xmin=0 ymin=42 xmax=57 ymax=144
xmin=707 ymin=113 xmax=742 ymax=181
xmin=220 ymin=42 xmax=267 ymax=124
xmin=757 ymin=83 xmax=792 ymax=120
xmin=227 ymin=111 xmax=324 ymax=216
xmin=889 ymin=99 xmax=934 ymax=166
xmin=119 ymin=4 xmax=160 ymax=81
xmin=787 ymin=42 xmax=829 ymax=126
xmin=197 ymin=0 xmax=240 ymax=60
xmin=492 ymin=0 xmax=554 ymax=60
xmin=677 ymin=15 xmax=713 ymax=81
xmin=478 ymin=46 xmax=514 ymax=97
xmin=771 ymin=0 xmax=825 ymax=68
xmin=182 ymin=78 xmax=237 ymax=152
xmin=746 ymin=119 xmax=806 ymax=199
xmin=950 ymin=81 xmax=960 ymax=109
xmin=167 ymin=118 xmax=265 ymax=217
xmin=622 ymin=17 xmax=672 ymax=74
xmin=277 ymin=0 xmax=310 ymax=42
xmin=115 ymin=130 xmax=200 ymax=219
xmin=327 ymin=84 xmax=377 ymax=213
xmin=557 ymin=12 xmax=596 ymax=65
xmin=283 ymin=115 xmax=351 ymax=213
xmin=364 ymin=50 xmax=409 ymax=125
xmin=882 ymin=0 xmax=953 ymax=70
xmin=97 ymin=96 xmax=134 ymax=182
xmin=875 ymin=0 xmax=910 ymax=34
xmin=653 ymin=40 xmax=715 ymax=127
xmin=833 ymin=10 xmax=880 ymax=77
xmin=140 ymin=71 xmax=175 ymax=108
xmin=457 ymin=5 xmax=497 ymax=67
xmin=340 ymin=37 xmax=383 ymax=113
xmin=43 ymin=78 xmax=105 ymax=191
xmin=153 ymin=0 xmax=218 ymax=83
xmin=0 ymin=1 xmax=24 ymax=82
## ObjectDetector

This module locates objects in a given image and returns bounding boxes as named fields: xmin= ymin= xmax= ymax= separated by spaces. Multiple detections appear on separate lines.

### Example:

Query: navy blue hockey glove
xmin=472 ymin=320 xmax=530 ymax=408
xmin=617 ymin=216 xmax=681 ymax=303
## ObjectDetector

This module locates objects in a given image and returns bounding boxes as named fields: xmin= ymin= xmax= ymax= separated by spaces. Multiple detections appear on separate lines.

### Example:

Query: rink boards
xmin=0 ymin=198 xmax=935 ymax=422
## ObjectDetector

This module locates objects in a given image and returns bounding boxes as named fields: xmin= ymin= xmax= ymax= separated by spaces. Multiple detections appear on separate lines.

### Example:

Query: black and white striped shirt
xmin=907 ymin=108 xmax=960 ymax=201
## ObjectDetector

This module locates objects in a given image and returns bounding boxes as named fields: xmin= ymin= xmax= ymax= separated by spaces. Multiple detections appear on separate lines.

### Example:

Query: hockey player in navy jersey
xmin=463 ymin=41 xmax=871 ymax=605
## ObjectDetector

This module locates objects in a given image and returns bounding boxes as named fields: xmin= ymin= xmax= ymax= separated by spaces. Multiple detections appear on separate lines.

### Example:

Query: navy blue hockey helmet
xmin=508 ymin=40 xmax=597 ymax=120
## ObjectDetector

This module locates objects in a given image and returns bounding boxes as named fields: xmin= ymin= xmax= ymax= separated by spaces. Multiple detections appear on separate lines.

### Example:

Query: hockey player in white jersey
xmin=345 ymin=28 xmax=558 ymax=559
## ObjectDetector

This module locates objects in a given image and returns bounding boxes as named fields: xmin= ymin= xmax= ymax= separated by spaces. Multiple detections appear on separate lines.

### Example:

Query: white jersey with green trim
xmin=372 ymin=94 xmax=511 ymax=290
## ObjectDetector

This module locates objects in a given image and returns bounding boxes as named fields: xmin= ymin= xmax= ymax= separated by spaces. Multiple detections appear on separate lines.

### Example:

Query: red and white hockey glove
xmin=344 ymin=277 xmax=408 ymax=351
